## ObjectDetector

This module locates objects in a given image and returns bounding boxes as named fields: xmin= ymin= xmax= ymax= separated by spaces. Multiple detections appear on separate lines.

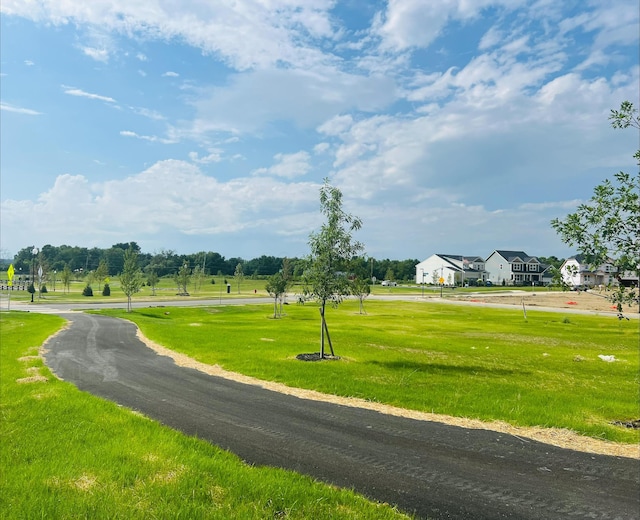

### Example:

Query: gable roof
xmin=492 ymin=250 xmax=540 ymax=263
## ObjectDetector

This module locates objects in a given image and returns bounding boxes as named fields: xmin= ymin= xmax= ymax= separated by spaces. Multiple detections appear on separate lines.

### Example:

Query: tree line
xmin=9 ymin=242 xmax=420 ymax=282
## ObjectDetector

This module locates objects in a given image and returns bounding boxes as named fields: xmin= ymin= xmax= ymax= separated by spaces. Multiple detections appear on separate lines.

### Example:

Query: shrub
xmin=102 ymin=283 xmax=111 ymax=296
xmin=40 ymin=284 xmax=48 ymax=293
xmin=82 ymin=285 xmax=94 ymax=297
xmin=27 ymin=283 xmax=35 ymax=294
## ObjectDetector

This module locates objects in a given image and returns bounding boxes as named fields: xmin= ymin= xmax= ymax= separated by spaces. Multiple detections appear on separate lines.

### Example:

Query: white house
xmin=560 ymin=255 xmax=616 ymax=287
xmin=415 ymin=254 xmax=485 ymax=286
xmin=484 ymin=250 xmax=545 ymax=286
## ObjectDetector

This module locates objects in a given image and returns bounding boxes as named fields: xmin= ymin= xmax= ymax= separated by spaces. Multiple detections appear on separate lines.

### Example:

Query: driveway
xmin=42 ymin=312 xmax=640 ymax=520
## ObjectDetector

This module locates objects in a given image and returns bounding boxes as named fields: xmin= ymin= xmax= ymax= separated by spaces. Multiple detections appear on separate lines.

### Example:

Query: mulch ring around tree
xmin=296 ymin=353 xmax=341 ymax=362
xmin=611 ymin=419 xmax=640 ymax=429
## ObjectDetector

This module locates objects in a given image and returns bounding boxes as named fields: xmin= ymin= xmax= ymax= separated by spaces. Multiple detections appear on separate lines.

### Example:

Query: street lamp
xmin=420 ymin=268 xmax=425 ymax=298
xmin=53 ymin=270 xmax=57 ymax=292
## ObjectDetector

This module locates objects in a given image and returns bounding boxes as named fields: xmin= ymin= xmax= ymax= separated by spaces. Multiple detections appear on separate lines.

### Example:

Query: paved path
xmin=42 ymin=312 xmax=639 ymax=520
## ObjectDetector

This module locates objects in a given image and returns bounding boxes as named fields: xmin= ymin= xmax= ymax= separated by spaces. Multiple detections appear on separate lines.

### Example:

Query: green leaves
xmin=552 ymin=102 xmax=639 ymax=312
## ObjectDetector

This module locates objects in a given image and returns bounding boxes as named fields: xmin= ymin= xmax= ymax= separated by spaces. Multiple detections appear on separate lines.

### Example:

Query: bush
xmin=102 ymin=283 xmax=110 ymax=296
xmin=40 ymin=284 xmax=48 ymax=293
xmin=82 ymin=285 xmax=94 ymax=297
xmin=27 ymin=283 xmax=35 ymax=294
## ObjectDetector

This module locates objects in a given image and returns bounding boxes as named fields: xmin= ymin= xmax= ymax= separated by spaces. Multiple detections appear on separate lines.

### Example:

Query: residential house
xmin=560 ymin=255 xmax=617 ymax=288
xmin=484 ymin=250 xmax=546 ymax=286
xmin=415 ymin=254 xmax=486 ymax=286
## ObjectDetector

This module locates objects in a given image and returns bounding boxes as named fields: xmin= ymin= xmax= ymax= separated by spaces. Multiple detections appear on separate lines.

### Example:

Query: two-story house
xmin=484 ymin=250 xmax=545 ymax=286
xmin=415 ymin=254 xmax=486 ymax=286
xmin=560 ymin=255 xmax=616 ymax=288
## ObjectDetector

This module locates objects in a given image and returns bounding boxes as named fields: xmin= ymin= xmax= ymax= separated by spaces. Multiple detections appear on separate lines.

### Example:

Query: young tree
xmin=146 ymin=268 xmax=159 ymax=296
xmin=234 ymin=262 xmax=244 ymax=294
xmin=174 ymin=263 xmax=191 ymax=295
xmin=120 ymin=249 xmax=144 ymax=312
xmin=551 ymin=101 xmax=639 ymax=313
xmin=265 ymin=272 xmax=287 ymax=318
xmin=352 ymin=276 xmax=371 ymax=315
xmin=302 ymin=178 xmax=364 ymax=357
xmin=192 ymin=264 xmax=204 ymax=293
xmin=61 ymin=264 xmax=72 ymax=294
xmin=94 ymin=259 xmax=109 ymax=286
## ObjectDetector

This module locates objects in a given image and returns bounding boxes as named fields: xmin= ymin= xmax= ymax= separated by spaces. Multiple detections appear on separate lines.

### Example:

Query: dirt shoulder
xmin=453 ymin=289 xmax=637 ymax=315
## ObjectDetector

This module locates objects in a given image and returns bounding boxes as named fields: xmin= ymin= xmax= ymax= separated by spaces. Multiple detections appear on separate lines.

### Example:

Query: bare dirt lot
xmin=455 ymin=289 xmax=637 ymax=314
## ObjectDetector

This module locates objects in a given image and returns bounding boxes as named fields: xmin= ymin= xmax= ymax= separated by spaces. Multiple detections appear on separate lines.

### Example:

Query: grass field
xmin=0 ymin=311 xmax=411 ymax=519
xmin=7 ymin=274 xmax=560 ymax=305
xmin=95 ymin=300 xmax=640 ymax=444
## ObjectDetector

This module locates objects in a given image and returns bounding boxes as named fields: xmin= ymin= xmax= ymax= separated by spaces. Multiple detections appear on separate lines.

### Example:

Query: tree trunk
xmin=320 ymin=303 xmax=325 ymax=358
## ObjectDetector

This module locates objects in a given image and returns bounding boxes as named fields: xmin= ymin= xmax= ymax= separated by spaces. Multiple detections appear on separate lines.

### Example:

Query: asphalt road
xmin=39 ymin=311 xmax=640 ymax=519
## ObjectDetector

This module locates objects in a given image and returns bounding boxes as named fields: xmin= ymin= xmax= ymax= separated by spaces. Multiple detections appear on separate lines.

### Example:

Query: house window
xmin=528 ymin=264 xmax=537 ymax=272
xmin=514 ymin=274 xmax=522 ymax=282
xmin=512 ymin=263 xmax=522 ymax=271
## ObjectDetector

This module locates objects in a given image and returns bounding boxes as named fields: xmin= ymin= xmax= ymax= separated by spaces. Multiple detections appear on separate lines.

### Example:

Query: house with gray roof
xmin=415 ymin=254 xmax=486 ymax=286
xmin=484 ymin=250 xmax=547 ymax=286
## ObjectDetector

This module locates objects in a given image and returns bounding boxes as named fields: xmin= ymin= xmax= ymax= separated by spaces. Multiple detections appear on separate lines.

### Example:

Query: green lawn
xmin=97 ymin=300 xmax=640 ymax=444
xmin=0 ymin=311 xmax=410 ymax=519
xmin=8 ymin=273 xmax=569 ymax=305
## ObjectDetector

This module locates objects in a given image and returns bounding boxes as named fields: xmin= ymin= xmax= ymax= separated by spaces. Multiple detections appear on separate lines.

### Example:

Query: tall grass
xmin=97 ymin=300 xmax=639 ymax=443
xmin=0 ymin=311 xmax=410 ymax=519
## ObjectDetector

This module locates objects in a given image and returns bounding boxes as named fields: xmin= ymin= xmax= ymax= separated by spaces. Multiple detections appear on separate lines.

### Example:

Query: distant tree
xmin=61 ymin=264 xmax=72 ymax=294
xmin=120 ymin=249 xmax=144 ymax=312
xmin=146 ymin=268 xmax=159 ymax=296
xmin=539 ymin=256 xmax=564 ymax=270
xmin=349 ymin=258 xmax=371 ymax=314
xmin=265 ymin=272 xmax=288 ymax=318
xmin=174 ymin=262 xmax=191 ymax=295
xmin=234 ymin=262 xmax=244 ymax=294
xmin=552 ymin=101 xmax=639 ymax=313
xmin=302 ymin=179 xmax=364 ymax=357
xmin=192 ymin=264 xmax=204 ymax=293
xmin=94 ymin=260 xmax=109 ymax=286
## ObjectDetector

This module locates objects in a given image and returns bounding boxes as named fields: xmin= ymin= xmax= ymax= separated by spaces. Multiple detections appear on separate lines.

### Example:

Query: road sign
xmin=7 ymin=264 xmax=14 ymax=286
xmin=438 ymin=277 xmax=445 ymax=284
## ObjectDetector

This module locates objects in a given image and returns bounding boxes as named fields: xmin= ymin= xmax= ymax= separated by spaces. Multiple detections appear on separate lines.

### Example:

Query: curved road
xmin=40 ymin=311 xmax=639 ymax=519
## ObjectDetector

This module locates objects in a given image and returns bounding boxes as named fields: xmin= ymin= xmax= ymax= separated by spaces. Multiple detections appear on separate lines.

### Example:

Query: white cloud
xmin=130 ymin=106 xmax=165 ymax=120
xmin=81 ymin=46 xmax=109 ymax=62
xmin=120 ymin=130 xmax=178 ymax=145
xmin=24 ymin=60 xmax=34 ymax=66
xmin=63 ymin=86 xmax=116 ymax=103
xmin=0 ymin=0 xmax=339 ymax=71
xmin=163 ymin=71 xmax=179 ymax=77
xmin=374 ymin=0 xmax=521 ymax=51
xmin=313 ymin=142 xmax=330 ymax=154
xmin=0 ymin=160 xmax=320 ymax=252
xmin=0 ymin=102 xmax=42 ymax=115
xmin=189 ymin=150 xmax=222 ymax=164
xmin=252 ymin=151 xmax=311 ymax=178
xmin=190 ymin=68 xmax=395 ymax=136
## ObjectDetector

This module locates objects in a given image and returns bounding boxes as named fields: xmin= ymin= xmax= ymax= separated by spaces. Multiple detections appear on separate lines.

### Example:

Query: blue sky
xmin=1 ymin=0 xmax=638 ymax=261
